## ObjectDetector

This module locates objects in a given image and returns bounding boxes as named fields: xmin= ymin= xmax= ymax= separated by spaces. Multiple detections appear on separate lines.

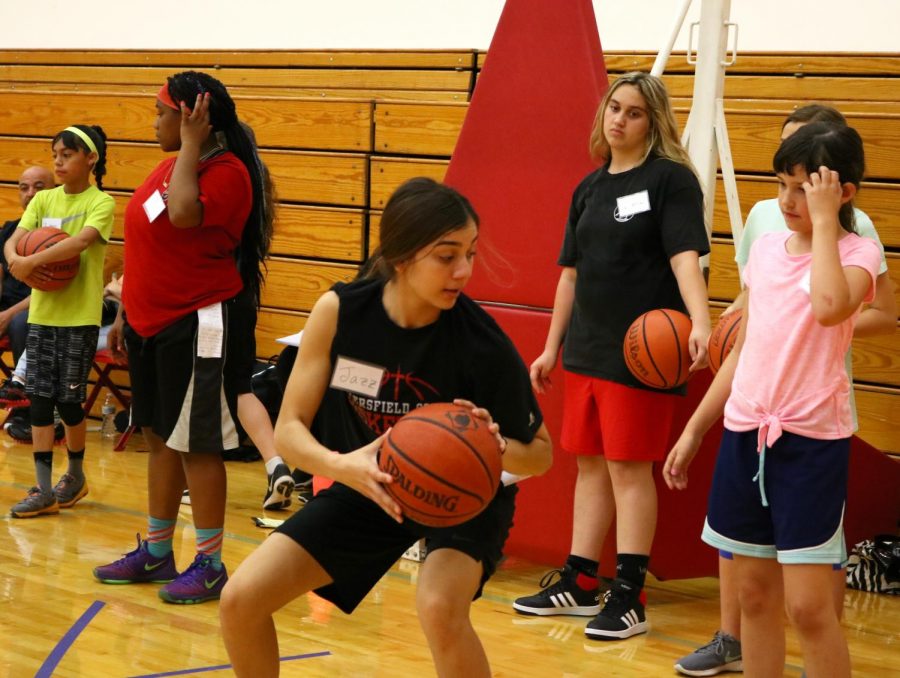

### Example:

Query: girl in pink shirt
xmin=663 ymin=122 xmax=881 ymax=678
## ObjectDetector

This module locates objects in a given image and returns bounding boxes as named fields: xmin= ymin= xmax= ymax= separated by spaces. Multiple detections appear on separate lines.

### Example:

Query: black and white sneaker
xmin=292 ymin=468 xmax=313 ymax=505
xmin=263 ymin=463 xmax=295 ymax=510
xmin=584 ymin=580 xmax=648 ymax=640
xmin=513 ymin=565 xmax=602 ymax=617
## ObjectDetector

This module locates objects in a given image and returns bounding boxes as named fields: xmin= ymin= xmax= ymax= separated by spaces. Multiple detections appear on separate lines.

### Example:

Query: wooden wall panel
xmin=270 ymin=204 xmax=364 ymax=261
xmin=374 ymin=102 xmax=467 ymax=156
xmin=369 ymin=157 xmax=449 ymax=208
xmin=259 ymin=258 xmax=356 ymax=313
xmin=256 ymin=308 xmax=308 ymax=359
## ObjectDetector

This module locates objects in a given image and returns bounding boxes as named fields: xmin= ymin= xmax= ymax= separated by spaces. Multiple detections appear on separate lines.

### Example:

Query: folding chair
xmin=0 ymin=335 xmax=13 ymax=380
xmin=85 ymin=348 xmax=136 ymax=452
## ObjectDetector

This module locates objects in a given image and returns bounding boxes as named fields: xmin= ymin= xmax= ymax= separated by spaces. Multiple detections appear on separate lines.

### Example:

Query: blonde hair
xmin=589 ymin=72 xmax=695 ymax=173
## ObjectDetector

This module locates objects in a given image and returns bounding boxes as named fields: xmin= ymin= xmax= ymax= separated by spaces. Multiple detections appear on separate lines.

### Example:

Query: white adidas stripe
xmin=550 ymin=592 xmax=579 ymax=608
xmin=621 ymin=610 xmax=639 ymax=626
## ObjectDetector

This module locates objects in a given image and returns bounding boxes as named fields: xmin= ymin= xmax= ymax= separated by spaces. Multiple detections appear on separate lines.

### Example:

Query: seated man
xmin=0 ymin=166 xmax=54 ymax=403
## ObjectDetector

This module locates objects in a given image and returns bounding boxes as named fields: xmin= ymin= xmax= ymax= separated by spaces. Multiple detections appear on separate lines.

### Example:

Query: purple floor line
xmin=36 ymin=600 xmax=106 ymax=678
xmin=128 ymin=651 xmax=332 ymax=677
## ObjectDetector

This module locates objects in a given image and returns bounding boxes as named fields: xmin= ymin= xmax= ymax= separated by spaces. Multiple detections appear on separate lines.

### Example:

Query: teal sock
xmin=146 ymin=516 xmax=176 ymax=557
xmin=195 ymin=527 xmax=224 ymax=570
xmin=66 ymin=448 xmax=85 ymax=482
xmin=34 ymin=451 xmax=53 ymax=492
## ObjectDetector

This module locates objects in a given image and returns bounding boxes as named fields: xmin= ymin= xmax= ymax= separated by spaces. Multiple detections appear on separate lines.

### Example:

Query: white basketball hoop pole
xmin=651 ymin=0 xmax=743 ymax=269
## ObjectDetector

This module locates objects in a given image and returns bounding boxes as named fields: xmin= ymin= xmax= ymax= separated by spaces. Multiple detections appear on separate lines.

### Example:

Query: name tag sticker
xmin=196 ymin=303 xmax=224 ymax=358
xmin=143 ymin=190 xmax=166 ymax=223
xmin=41 ymin=217 xmax=62 ymax=229
xmin=798 ymin=270 xmax=811 ymax=296
xmin=330 ymin=356 xmax=385 ymax=398
xmin=616 ymin=190 xmax=651 ymax=218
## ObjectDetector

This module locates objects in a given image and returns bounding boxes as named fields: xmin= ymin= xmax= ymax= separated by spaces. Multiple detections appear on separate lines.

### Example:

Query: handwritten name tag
xmin=616 ymin=190 xmax=651 ymax=218
xmin=330 ymin=356 xmax=385 ymax=398
xmin=196 ymin=303 xmax=224 ymax=358
xmin=41 ymin=217 xmax=62 ymax=229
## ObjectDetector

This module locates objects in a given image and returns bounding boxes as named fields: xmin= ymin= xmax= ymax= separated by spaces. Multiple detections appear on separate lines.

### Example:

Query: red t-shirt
xmin=123 ymin=153 xmax=252 ymax=337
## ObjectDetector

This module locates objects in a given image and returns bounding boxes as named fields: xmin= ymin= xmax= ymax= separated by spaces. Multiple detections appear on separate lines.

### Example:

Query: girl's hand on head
xmin=453 ymin=398 xmax=507 ymax=453
xmin=179 ymin=92 xmax=213 ymax=149
xmin=339 ymin=432 xmax=403 ymax=523
xmin=804 ymin=165 xmax=844 ymax=232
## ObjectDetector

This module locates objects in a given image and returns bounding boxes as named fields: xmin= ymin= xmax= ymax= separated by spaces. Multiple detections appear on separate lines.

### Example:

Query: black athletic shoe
xmin=0 ymin=378 xmax=28 ymax=406
xmin=513 ymin=565 xmax=602 ymax=617
xmin=292 ymin=468 xmax=314 ymax=505
xmin=263 ymin=463 xmax=295 ymax=510
xmin=584 ymin=579 xmax=648 ymax=640
xmin=8 ymin=421 xmax=65 ymax=444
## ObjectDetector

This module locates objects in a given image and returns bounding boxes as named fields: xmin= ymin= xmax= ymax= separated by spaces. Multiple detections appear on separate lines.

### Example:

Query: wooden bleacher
xmin=0 ymin=49 xmax=895 ymax=453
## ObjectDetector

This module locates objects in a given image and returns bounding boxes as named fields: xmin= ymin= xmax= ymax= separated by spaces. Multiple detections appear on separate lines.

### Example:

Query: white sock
xmin=265 ymin=456 xmax=285 ymax=476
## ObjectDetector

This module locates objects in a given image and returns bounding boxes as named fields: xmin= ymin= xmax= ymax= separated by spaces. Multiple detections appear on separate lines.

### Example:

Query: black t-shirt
xmin=312 ymin=278 xmax=543 ymax=454
xmin=0 ymin=219 xmax=31 ymax=309
xmin=558 ymin=156 xmax=709 ymax=392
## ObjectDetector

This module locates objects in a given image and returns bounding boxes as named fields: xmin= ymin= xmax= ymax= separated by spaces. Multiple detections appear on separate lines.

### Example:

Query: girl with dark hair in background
xmin=675 ymin=104 xmax=896 ymax=678
xmin=93 ymin=71 xmax=272 ymax=604
xmin=219 ymin=177 xmax=552 ymax=677
xmin=664 ymin=123 xmax=881 ymax=677
xmin=5 ymin=124 xmax=113 ymax=518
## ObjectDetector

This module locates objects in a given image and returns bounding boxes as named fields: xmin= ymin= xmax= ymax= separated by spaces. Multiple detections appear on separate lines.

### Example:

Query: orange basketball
xmin=15 ymin=226 xmax=80 ymax=291
xmin=623 ymin=308 xmax=693 ymax=389
xmin=378 ymin=402 xmax=503 ymax=528
xmin=708 ymin=309 xmax=743 ymax=374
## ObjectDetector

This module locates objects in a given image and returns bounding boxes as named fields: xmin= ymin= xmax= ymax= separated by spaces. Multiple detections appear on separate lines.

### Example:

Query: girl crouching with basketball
xmin=5 ymin=124 xmax=113 ymax=518
xmin=663 ymin=123 xmax=882 ymax=677
xmin=220 ymin=177 xmax=553 ymax=677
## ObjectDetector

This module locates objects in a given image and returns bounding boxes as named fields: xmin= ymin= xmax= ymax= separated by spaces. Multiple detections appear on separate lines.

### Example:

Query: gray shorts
xmin=26 ymin=324 xmax=100 ymax=403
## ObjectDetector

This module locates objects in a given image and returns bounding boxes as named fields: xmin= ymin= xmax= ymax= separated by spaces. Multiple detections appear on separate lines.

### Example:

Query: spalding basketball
xmin=708 ymin=309 xmax=743 ymax=374
xmin=15 ymin=226 xmax=80 ymax=291
xmin=623 ymin=308 xmax=693 ymax=389
xmin=378 ymin=402 xmax=503 ymax=528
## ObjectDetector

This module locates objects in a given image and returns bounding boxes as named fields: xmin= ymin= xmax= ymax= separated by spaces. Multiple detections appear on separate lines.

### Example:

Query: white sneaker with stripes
xmin=584 ymin=581 xmax=648 ymax=640
xmin=513 ymin=565 xmax=602 ymax=617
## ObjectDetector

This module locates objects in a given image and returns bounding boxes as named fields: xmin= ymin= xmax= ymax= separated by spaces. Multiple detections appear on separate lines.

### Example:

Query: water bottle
xmin=100 ymin=393 xmax=117 ymax=439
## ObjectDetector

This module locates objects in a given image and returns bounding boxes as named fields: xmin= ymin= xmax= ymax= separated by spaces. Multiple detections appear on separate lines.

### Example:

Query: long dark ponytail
xmin=164 ymin=71 xmax=273 ymax=303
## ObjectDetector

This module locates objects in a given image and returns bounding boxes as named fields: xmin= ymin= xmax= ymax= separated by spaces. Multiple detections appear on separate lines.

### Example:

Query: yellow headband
xmin=64 ymin=126 xmax=98 ymax=155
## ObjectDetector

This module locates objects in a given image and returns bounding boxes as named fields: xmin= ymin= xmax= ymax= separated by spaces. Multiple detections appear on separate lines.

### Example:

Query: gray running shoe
xmin=54 ymin=473 xmax=88 ymax=508
xmin=675 ymin=630 xmax=743 ymax=676
xmin=11 ymin=486 xmax=59 ymax=518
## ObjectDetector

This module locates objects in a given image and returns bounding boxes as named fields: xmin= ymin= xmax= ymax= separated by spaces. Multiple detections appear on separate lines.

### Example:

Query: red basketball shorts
xmin=560 ymin=370 xmax=679 ymax=461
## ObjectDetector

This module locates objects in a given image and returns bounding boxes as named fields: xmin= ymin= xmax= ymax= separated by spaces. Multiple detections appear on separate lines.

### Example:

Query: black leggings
xmin=31 ymin=395 xmax=84 ymax=427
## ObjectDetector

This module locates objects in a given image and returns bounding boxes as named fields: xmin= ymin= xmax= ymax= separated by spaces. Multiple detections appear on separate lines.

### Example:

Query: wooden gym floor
xmin=0 ymin=429 xmax=897 ymax=677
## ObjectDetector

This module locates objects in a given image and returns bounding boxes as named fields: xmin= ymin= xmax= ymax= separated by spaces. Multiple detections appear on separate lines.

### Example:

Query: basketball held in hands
xmin=378 ymin=402 xmax=503 ymax=528
xmin=623 ymin=308 xmax=693 ymax=389
xmin=15 ymin=227 xmax=80 ymax=292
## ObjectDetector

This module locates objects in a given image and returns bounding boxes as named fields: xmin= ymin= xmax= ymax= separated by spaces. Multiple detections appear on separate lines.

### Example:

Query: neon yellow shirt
xmin=18 ymin=185 xmax=114 ymax=326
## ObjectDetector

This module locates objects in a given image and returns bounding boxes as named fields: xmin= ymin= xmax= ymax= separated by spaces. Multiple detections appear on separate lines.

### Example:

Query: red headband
xmin=157 ymin=84 xmax=179 ymax=111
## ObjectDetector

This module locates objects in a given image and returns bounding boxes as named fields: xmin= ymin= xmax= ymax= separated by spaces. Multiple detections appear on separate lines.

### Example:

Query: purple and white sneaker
xmin=93 ymin=534 xmax=179 ymax=584
xmin=158 ymin=553 xmax=228 ymax=604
